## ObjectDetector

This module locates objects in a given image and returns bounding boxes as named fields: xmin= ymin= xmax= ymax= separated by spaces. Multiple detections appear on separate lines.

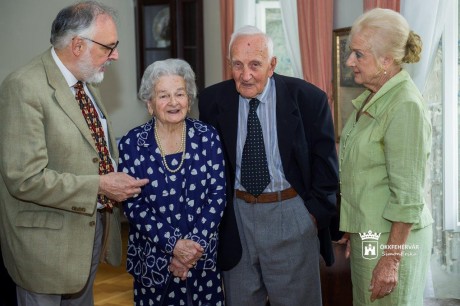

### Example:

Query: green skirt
xmin=349 ymin=225 xmax=432 ymax=306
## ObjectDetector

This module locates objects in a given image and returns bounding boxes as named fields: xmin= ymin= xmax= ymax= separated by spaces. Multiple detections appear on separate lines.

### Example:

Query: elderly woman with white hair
xmin=118 ymin=58 xmax=226 ymax=305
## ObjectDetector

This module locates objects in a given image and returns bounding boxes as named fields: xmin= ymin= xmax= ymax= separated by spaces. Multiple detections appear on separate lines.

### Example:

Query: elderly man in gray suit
xmin=0 ymin=2 xmax=148 ymax=305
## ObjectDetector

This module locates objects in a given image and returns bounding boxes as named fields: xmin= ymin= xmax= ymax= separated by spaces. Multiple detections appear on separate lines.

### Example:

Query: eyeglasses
xmin=81 ymin=37 xmax=119 ymax=57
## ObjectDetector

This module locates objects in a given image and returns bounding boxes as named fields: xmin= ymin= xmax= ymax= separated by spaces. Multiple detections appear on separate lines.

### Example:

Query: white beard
xmin=78 ymin=49 xmax=111 ymax=84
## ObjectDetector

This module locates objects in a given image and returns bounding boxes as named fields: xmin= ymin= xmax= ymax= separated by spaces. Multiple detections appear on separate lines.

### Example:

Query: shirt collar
xmin=352 ymin=69 xmax=411 ymax=115
xmin=51 ymin=47 xmax=79 ymax=89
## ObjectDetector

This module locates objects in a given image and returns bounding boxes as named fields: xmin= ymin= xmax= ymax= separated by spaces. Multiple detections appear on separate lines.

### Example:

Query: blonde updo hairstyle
xmin=349 ymin=8 xmax=422 ymax=66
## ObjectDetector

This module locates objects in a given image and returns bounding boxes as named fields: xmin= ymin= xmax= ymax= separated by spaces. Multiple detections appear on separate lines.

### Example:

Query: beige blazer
xmin=0 ymin=48 xmax=122 ymax=294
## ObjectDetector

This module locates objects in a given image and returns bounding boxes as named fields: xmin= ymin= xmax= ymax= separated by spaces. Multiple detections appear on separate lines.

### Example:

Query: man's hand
xmin=99 ymin=173 xmax=149 ymax=202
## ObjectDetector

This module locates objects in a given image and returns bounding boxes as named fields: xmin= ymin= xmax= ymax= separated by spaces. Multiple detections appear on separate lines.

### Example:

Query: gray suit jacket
xmin=0 ymin=48 xmax=122 ymax=294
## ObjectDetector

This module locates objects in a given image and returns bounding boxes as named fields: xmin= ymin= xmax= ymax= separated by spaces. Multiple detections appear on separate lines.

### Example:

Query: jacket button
xmin=92 ymin=157 xmax=99 ymax=163
xmin=89 ymin=221 xmax=96 ymax=226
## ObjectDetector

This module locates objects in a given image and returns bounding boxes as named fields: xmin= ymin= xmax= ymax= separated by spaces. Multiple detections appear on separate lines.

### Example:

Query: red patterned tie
xmin=74 ymin=81 xmax=115 ymax=211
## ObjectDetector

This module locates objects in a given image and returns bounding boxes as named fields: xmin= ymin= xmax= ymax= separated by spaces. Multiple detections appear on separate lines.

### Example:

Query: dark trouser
xmin=0 ymin=244 xmax=17 ymax=306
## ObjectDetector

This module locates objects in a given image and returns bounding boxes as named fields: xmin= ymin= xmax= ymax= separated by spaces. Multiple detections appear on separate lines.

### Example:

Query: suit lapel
xmin=273 ymin=74 xmax=301 ymax=173
xmin=215 ymin=81 xmax=239 ymax=172
xmin=42 ymin=50 xmax=99 ymax=155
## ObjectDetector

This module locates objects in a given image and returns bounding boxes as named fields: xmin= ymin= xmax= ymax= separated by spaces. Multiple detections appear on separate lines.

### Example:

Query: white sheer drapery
xmin=232 ymin=0 xmax=303 ymax=79
xmin=279 ymin=0 xmax=303 ymax=78
xmin=402 ymin=0 xmax=458 ymax=230
xmin=234 ymin=0 xmax=256 ymax=30
xmin=401 ymin=0 xmax=448 ymax=92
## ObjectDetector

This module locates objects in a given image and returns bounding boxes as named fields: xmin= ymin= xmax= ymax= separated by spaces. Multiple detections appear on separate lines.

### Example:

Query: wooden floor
xmin=94 ymin=222 xmax=133 ymax=306
xmin=94 ymin=222 xmax=354 ymax=306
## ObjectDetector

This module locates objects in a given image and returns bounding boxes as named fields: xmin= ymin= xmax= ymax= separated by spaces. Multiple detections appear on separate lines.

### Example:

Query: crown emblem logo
xmin=359 ymin=230 xmax=381 ymax=260
xmin=359 ymin=230 xmax=381 ymax=241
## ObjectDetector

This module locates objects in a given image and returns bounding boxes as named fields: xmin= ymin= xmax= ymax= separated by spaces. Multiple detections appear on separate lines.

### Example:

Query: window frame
xmin=255 ymin=0 xmax=280 ymax=32
xmin=443 ymin=0 xmax=459 ymax=230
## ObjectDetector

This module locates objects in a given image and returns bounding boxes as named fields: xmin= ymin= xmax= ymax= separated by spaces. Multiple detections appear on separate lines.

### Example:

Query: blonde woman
xmin=339 ymin=8 xmax=433 ymax=306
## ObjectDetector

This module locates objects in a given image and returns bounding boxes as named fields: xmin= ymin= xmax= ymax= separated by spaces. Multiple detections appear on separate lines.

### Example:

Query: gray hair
xmin=138 ymin=58 xmax=197 ymax=106
xmin=228 ymin=25 xmax=274 ymax=60
xmin=350 ymin=8 xmax=422 ymax=65
xmin=50 ymin=1 xmax=118 ymax=50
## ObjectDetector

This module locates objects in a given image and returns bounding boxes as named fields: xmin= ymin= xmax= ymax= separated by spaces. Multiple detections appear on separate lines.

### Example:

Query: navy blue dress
xmin=118 ymin=117 xmax=226 ymax=305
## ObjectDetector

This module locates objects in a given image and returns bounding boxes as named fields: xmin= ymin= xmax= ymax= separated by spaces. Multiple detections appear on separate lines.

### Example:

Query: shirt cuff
xmin=382 ymin=202 xmax=424 ymax=223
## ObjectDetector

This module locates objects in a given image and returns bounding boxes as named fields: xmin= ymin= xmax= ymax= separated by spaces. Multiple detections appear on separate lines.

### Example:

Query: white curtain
xmin=402 ymin=0 xmax=458 ymax=224
xmin=279 ymin=0 xmax=303 ymax=79
xmin=402 ymin=0 xmax=458 ymax=298
xmin=234 ymin=0 xmax=256 ymax=31
xmin=401 ymin=0 xmax=448 ymax=92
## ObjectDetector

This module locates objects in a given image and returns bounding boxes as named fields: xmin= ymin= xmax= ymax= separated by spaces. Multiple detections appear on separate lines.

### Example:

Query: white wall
xmin=333 ymin=0 xmax=362 ymax=29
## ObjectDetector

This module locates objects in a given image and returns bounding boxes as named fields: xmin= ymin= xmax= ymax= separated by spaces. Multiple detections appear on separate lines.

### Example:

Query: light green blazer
xmin=339 ymin=70 xmax=433 ymax=234
xmin=0 ymin=48 xmax=122 ymax=294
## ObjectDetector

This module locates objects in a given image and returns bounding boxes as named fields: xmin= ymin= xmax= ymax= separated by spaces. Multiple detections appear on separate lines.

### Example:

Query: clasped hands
xmin=169 ymin=239 xmax=204 ymax=280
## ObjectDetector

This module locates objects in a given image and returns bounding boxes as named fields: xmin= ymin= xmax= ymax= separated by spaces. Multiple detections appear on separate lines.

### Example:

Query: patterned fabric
xmin=240 ymin=98 xmax=270 ymax=197
xmin=74 ymin=81 xmax=115 ymax=211
xmin=118 ymin=117 xmax=226 ymax=305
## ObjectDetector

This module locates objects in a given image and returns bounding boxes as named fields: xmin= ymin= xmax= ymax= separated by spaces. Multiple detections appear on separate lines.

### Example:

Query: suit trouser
xmin=16 ymin=211 xmax=103 ymax=306
xmin=223 ymin=195 xmax=322 ymax=306
xmin=0 ymin=243 xmax=17 ymax=306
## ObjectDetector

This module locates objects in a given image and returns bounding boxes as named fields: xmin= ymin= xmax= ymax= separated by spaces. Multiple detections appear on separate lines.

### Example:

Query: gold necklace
xmin=154 ymin=120 xmax=186 ymax=173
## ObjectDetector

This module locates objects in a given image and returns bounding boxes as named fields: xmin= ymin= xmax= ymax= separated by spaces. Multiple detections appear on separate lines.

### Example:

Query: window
xmin=456 ymin=1 xmax=460 ymax=229
xmin=443 ymin=0 xmax=459 ymax=231
xmin=457 ymin=2 xmax=460 ymax=228
xmin=255 ymin=0 xmax=294 ymax=77
xmin=425 ymin=1 xmax=460 ymax=299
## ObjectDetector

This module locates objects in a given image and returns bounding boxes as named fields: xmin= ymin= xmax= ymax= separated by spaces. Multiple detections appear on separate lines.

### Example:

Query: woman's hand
xmin=369 ymin=222 xmax=411 ymax=301
xmin=173 ymin=239 xmax=204 ymax=268
xmin=337 ymin=232 xmax=351 ymax=258
xmin=369 ymin=255 xmax=399 ymax=301
xmin=169 ymin=257 xmax=189 ymax=280
xmin=169 ymin=239 xmax=203 ymax=280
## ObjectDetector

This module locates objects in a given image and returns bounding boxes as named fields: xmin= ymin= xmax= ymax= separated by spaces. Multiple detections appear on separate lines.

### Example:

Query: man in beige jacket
xmin=0 ymin=2 xmax=148 ymax=305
